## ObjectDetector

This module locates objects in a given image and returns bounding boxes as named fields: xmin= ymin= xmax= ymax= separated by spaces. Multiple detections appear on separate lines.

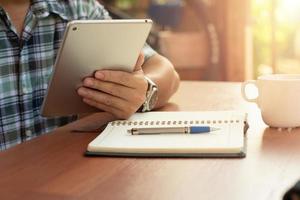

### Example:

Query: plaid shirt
xmin=0 ymin=0 xmax=156 ymax=150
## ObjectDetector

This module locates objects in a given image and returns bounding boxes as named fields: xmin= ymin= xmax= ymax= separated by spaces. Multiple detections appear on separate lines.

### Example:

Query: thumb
xmin=134 ymin=53 xmax=145 ymax=71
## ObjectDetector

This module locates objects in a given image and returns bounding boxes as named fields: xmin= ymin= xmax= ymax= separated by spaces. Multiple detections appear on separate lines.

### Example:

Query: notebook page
xmin=88 ymin=111 xmax=246 ymax=154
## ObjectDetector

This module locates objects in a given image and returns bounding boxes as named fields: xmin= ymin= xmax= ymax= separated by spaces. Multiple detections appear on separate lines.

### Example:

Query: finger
xmin=83 ymin=98 xmax=116 ymax=113
xmin=134 ymin=53 xmax=145 ymax=71
xmin=82 ymin=98 xmax=121 ymax=117
xmin=94 ymin=70 xmax=142 ymax=88
xmin=83 ymin=78 xmax=135 ymax=101
xmin=78 ymin=87 xmax=128 ymax=111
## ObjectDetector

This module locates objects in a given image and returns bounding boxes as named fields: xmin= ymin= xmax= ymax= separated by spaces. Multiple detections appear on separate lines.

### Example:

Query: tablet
xmin=41 ymin=19 xmax=153 ymax=117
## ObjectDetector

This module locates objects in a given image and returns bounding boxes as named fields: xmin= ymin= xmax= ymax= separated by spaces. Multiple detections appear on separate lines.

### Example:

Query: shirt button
xmin=25 ymin=130 xmax=32 ymax=137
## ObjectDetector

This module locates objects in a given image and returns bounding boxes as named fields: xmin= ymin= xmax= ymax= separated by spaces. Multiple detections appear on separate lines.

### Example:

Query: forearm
xmin=142 ymin=54 xmax=180 ymax=108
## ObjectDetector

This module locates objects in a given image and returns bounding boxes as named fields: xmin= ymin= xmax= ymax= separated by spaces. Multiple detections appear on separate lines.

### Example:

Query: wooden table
xmin=1 ymin=81 xmax=300 ymax=200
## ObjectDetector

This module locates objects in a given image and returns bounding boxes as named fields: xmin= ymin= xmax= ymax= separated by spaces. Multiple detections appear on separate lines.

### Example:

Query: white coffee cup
xmin=241 ymin=74 xmax=300 ymax=128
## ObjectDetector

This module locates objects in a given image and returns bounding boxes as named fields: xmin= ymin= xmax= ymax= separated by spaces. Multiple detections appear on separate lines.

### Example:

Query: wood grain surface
xmin=1 ymin=81 xmax=300 ymax=200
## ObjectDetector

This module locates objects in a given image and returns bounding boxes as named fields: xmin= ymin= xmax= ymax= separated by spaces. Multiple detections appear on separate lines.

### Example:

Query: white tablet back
xmin=41 ymin=19 xmax=152 ymax=117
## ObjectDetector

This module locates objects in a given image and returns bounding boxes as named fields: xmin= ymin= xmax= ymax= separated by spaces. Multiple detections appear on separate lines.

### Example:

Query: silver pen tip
xmin=210 ymin=127 xmax=220 ymax=132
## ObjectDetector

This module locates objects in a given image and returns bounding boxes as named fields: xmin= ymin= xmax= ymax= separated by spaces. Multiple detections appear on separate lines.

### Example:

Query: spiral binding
xmin=111 ymin=119 xmax=241 ymax=126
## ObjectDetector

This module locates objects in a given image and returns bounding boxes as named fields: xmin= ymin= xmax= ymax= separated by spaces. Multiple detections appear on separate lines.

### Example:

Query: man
xmin=0 ymin=0 xmax=180 ymax=150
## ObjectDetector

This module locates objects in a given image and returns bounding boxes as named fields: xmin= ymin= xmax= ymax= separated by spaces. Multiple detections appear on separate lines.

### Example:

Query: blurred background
xmin=99 ymin=0 xmax=300 ymax=81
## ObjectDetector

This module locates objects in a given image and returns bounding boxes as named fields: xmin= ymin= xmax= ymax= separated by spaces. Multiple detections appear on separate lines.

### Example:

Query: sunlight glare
xmin=278 ymin=0 xmax=300 ymax=22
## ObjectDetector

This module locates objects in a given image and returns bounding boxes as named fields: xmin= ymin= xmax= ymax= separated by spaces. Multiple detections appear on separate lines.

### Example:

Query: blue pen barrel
xmin=190 ymin=126 xmax=210 ymax=134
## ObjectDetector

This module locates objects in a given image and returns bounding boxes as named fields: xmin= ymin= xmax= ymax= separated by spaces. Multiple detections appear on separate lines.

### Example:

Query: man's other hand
xmin=77 ymin=53 xmax=148 ymax=119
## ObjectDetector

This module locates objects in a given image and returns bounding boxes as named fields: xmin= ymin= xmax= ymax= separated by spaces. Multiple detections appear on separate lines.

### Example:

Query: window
xmin=253 ymin=0 xmax=300 ymax=77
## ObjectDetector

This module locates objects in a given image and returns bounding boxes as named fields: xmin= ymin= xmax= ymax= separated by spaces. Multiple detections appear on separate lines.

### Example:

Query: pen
xmin=128 ymin=126 xmax=219 ymax=135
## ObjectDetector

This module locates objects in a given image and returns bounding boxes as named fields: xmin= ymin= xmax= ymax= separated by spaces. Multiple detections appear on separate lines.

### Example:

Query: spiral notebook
xmin=86 ymin=111 xmax=248 ymax=158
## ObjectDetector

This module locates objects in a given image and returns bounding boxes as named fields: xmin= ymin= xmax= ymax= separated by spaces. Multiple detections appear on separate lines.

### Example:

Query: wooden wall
xmin=179 ymin=0 xmax=252 ymax=81
xmin=221 ymin=0 xmax=252 ymax=81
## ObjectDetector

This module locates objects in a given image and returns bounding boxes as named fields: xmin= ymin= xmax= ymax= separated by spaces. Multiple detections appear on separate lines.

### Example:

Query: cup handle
xmin=241 ymin=80 xmax=258 ymax=104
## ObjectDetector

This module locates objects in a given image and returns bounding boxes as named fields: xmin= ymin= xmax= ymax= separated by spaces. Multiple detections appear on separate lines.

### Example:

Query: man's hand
xmin=77 ymin=54 xmax=148 ymax=119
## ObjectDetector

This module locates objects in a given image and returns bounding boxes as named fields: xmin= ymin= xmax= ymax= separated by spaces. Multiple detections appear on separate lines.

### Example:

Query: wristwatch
xmin=139 ymin=76 xmax=158 ymax=112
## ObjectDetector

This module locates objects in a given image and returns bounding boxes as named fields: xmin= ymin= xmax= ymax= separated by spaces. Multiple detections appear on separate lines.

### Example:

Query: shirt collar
xmin=31 ymin=0 xmax=71 ymax=21
xmin=0 ymin=6 xmax=8 ymax=19
xmin=0 ymin=7 xmax=5 ymax=16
